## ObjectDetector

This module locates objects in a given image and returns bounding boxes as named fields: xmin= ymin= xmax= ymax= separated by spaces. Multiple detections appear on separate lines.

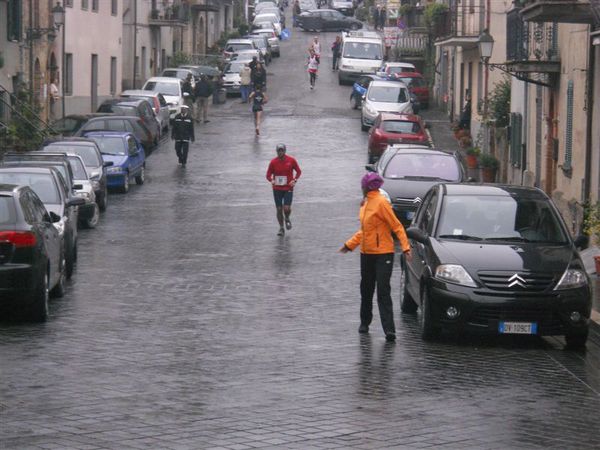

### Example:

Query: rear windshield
xmin=45 ymin=144 xmax=102 ymax=167
xmin=89 ymin=136 xmax=126 ymax=156
xmin=0 ymin=173 xmax=60 ymax=204
xmin=143 ymin=81 xmax=180 ymax=96
xmin=225 ymin=62 xmax=246 ymax=73
xmin=342 ymin=42 xmax=382 ymax=60
xmin=0 ymin=196 xmax=16 ymax=224
xmin=51 ymin=117 xmax=86 ymax=134
xmin=111 ymin=105 xmax=137 ymax=116
xmin=395 ymin=76 xmax=426 ymax=88
xmin=225 ymin=43 xmax=254 ymax=52
xmin=382 ymin=120 xmax=421 ymax=134
xmin=67 ymin=157 xmax=88 ymax=180
xmin=383 ymin=153 xmax=460 ymax=182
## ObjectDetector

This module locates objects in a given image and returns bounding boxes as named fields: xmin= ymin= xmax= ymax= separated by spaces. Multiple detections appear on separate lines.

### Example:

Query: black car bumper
xmin=428 ymin=279 xmax=591 ymax=337
xmin=0 ymin=263 xmax=37 ymax=306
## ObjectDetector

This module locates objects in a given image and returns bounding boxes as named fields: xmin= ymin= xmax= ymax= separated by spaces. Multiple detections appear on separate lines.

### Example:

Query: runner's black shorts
xmin=273 ymin=189 xmax=293 ymax=207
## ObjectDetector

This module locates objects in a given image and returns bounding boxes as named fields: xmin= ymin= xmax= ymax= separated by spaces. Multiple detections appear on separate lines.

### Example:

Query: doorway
xmin=91 ymin=54 xmax=98 ymax=111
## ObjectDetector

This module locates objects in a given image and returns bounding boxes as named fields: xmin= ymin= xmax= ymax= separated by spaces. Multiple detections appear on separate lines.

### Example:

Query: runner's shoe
xmin=277 ymin=227 xmax=285 ymax=236
xmin=285 ymin=219 xmax=292 ymax=230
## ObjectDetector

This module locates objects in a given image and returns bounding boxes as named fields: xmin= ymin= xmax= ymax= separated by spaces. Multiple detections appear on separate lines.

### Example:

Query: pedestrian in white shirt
xmin=311 ymin=36 xmax=321 ymax=63
xmin=307 ymin=49 xmax=319 ymax=89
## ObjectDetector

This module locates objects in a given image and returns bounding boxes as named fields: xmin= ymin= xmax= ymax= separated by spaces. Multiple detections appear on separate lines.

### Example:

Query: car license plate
xmin=498 ymin=321 xmax=537 ymax=335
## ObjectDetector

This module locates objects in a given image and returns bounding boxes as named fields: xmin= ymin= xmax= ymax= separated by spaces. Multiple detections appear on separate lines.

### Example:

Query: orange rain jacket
xmin=345 ymin=190 xmax=410 ymax=255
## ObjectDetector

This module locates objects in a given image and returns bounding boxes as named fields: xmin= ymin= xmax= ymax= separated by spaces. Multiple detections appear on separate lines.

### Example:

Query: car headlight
xmin=554 ymin=268 xmax=588 ymax=290
xmin=91 ymin=180 xmax=100 ymax=190
xmin=435 ymin=264 xmax=477 ymax=287
xmin=53 ymin=218 xmax=65 ymax=236
xmin=107 ymin=166 xmax=124 ymax=174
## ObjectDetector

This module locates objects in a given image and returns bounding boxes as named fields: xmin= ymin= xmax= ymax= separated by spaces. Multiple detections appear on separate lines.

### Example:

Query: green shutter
xmin=510 ymin=112 xmax=522 ymax=168
xmin=564 ymin=80 xmax=573 ymax=170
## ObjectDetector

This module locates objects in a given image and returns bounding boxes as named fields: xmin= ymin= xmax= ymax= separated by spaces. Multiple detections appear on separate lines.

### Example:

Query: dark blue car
xmin=83 ymin=132 xmax=146 ymax=194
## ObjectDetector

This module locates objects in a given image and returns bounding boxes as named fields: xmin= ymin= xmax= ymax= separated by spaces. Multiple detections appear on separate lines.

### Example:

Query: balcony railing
xmin=520 ymin=0 xmax=593 ymax=24
xmin=436 ymin=4 xmax=485 ymax=40
xmin=149 ymin=3 xmax=190 ymax=25
xmin=506 ymin=9 xmax=558 ymax=62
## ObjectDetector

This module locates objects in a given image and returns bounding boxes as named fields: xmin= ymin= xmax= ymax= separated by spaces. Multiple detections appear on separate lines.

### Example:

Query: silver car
xmin=361 ymin=80 xmax=412 ymax=131
xmin=222 ymin=61 xmax=248 ymax=95
xmin=250 ymin=28 xmax=280 ymax=56
xmin=120 ymin=90 xmax=170 ymax=134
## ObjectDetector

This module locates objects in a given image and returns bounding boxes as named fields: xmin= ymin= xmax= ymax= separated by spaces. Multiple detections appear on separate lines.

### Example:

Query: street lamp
xmin=478 ymin=29 xmax=494 ymax=152
xmin=26 ymin=1 xmax=65 ymax=41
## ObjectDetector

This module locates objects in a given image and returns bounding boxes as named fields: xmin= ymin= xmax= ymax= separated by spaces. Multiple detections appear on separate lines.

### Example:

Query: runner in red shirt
xmin=266 ymin=144 xmax=302 ymax=236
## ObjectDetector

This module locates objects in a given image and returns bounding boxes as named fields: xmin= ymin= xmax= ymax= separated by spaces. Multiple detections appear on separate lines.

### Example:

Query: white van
xmin=338 ymin=31 xmax=384 ymax=85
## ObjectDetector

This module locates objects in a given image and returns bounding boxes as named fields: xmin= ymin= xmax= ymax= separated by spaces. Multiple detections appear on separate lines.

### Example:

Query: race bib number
xmin=274 ymin=176 xmax=288 ymax=186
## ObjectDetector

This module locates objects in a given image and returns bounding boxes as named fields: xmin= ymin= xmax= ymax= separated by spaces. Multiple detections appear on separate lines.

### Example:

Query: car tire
xmin=83 ymin=203 xmax=100 ymax=229
xmin=565 ymin=329 xmax=588 ymax=349
xmin=98 ymin=186 xmax=108 ymax=212
xmin=120 ymin=173 xmax=130 ymax=194
xmin=65 ymin=246 xmax=75 ymax=280
xmin=50 ymin=257 xmax=66 ymax=298
xmin=135 ymin=166 xmax=145 ymax=185
xmin=350 ymin=23 xmax=360 ymax=31
xmin=399 ymin=257 xmax=418 ymax=314
xmin=420 ymin=288 xmax=439 ymax=341
xmin=30 ymin=270 xmax=49 ymax=322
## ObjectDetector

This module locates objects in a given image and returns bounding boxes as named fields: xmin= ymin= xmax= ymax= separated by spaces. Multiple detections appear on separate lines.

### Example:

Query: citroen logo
xmin=508 ymin=273 xmax=527 ymax=288
xmin=413 ymin=197 xmax=422 ymax=204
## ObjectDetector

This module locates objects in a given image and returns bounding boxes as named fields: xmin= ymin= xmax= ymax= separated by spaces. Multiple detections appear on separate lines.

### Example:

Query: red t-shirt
xmin=266 ymin=154 xmax=302 ymax=191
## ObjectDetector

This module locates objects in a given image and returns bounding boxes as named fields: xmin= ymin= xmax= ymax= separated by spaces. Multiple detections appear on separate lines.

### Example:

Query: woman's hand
xmin=339 ymin=245 xmax=349 ymax=254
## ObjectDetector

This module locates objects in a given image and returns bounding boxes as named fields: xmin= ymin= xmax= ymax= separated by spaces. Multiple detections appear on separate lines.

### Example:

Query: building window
xmin=81 ymin=0 xmax=88 ymax=10
xmin=65 ymin=0 xmax=73 ymax=6
xmin=110 ymin=57 xmax=117 ymax=95
xmin=7 ymin=0 xmax=22 ymax=42
xmin=92 ymin=0 xmax=98 ymax=12
xmin=111 ymin=0 xmax=117 ymax=15
xmin=65 ymin=53 xmax=73 ymax=95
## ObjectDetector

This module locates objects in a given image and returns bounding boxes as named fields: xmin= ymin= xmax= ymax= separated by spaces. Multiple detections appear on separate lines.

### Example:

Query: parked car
xmin=350 ymin=74 xmax=383 ymax=110
xmin=65 ymin=154 xmax=99 ymax=229
xmin=250 ymin=28 xmax=280 ymax=56
xmin=390 ymin=71 xmax=430 ymax=108
xmin=244 ymin=34 xmax=273 ymax=64
xmin=361 ymin=79 xmax=412 ymax=131
xmin=160 ymin=67 xmax=196 ymax=85
xmin=222 ymin=60 xmax=247 ymax=96
xmin=50 ymin=113 xmax=109 ymax=137
xmin=297 ymin=9 xmax=362 ymax=32
xmin=42 ymin=138 xmax=111 ymax=212
xmin=74 ymin=115 xmax=155 ymax=152
xmin=376 ymin=62 xmax=417 ymax=77
xmin=141 ymin=76 xmax=184 ymax=120
xmin=0 ymin=184 xmax=65 ymax=321
xmin=231 ymin=49 xmax=265 ymax=65
xmin=367 ymin=113 xmax=430 ymax=163
xmin=0 ymin=166 xmax=83 ymax=279
xmin=97 ymin=98 xmax=161 ymax=145
xmin=223 ymin=39 xmax=257 ymax=61
xmin=178 ymin=65 xmax=221 ymax=82
xmin=84 ymin=132 xmax=146 ymax=194
xmin=254 ymin=13 xmax=282 ymax=35
xmin=299 ymin=0 xmax=318 ymax=12
xmin=401 ymin=183 xmax=592 ymax=348
xmin=119 ymin=90 xmax=170 ymax=134
xmin=367 ymin=146 xmax=465 ymax=226
xmin=331 ymin=0 xmax=355 ymax=16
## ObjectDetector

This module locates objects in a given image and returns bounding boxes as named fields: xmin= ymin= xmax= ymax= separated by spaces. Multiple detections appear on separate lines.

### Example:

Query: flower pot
xmin=466 ymin=154 xmax=478 ymax=169
xmin=595 ymin=255 xmax=600 ymax=275
xmin=481 ymin=167 xmax=496 ymax=183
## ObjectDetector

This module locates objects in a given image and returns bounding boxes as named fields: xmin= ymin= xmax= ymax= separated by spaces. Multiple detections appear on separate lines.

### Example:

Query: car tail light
xmin=0 ymin=231 xmax=37 ymax=247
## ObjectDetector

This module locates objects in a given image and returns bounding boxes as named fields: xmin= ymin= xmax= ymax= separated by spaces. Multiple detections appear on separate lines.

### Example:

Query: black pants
xmin=332 ymin=54 xmax=339 ymax=70
xmin=175 ymin=140 xmax=189 ymax=164
xmin=309 ymin=71 xmax=317 ymax=86
xmin=360 ymin=253 xmax=395 ymax=334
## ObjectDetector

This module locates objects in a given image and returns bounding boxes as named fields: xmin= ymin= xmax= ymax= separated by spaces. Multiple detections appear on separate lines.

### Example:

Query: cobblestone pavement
xmin=2 ymin=21 xmax=600 ymax=450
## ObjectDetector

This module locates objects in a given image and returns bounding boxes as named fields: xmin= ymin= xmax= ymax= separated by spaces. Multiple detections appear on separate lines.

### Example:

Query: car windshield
xmin=225 ymin=62 xmax=246 ymax=73
xmin=382 ymin=120 xmax=421 ymax=134
xmin=388 ymin=66 xmax=414 ymax=74
xmin=383 ymin=153 xmax=460 ymax=181
xmin=89 ymin=136 xmax=126 ymax=156
xmin=111 ymin=105 xmax=137 ymax=116
xmin=437 ymin=195 xmax=568 ymax=243
xmin=226 ymin=43 xmax=253 ymax=52
xmin=0 ymin=196 xmax=16 ymax=224
xmin=395 ymin=76 xmax=426 ymax=87
xmin=45 ymin=145 xmax=102 ymax=167
xmin=51 ymin=117 xmax=86 ymax=133
xmin=162 ymin=70 xmax=186 ymax=78
xmin=143 ymin=81 xmax=180 ymax=96
xmin=343 ymin=42 xmax=382 ymax=60
xmin=249 ymin=37 xmax=266 ymax=48
xmin=0 ymin=173 xmax=59 ymax=204
xmin=67 ymin=157 xmax=88 ymax=180
xmin=368 ymin=85 xmax=408 ymax=103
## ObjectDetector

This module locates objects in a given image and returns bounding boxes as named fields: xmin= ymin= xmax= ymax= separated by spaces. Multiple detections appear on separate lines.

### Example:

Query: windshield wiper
xmin=438 ymin=234 xmax=483 ymax=241
xmin=485 ymin=236 xmax=531 ymax=243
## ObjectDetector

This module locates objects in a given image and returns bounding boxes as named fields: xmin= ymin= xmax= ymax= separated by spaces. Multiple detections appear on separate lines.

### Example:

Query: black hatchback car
xmin=401 ymin=183 xmax=592 ymax=348
xmin=297 ymin=9 xmax=362 ymax=31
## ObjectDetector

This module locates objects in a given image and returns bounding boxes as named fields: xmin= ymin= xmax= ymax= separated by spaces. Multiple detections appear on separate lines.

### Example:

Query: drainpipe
xmin=28 ymin=0 xmax=33 ymax=95
xmin=584 ymin=33 xmax=595 ymax=203
xmin=132 ymin=0 xmax=137 ymax=89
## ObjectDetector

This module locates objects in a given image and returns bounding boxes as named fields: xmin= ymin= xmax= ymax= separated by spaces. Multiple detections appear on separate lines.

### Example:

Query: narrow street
xmin=2 ymin=26 xmax=600 ymax=450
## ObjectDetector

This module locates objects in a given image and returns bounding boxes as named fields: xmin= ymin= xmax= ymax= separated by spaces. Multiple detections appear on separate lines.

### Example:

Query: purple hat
xmin=361 ymin=172 xmax=384 ymax=191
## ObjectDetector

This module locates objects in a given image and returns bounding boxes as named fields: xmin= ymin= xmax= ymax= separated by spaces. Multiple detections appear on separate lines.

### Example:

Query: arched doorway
xmin=198 ymin=16 xmax=205 ymax=56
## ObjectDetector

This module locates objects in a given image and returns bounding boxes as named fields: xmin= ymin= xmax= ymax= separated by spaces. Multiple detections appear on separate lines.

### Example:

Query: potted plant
xmin=458 ymin=135 xmax=472 ymax=149
xmin=583 ymin=202 xmax=600 ymax=274
xmin=479 ymin=153 xmax=499 ymax=182
xmin=465 ymin=147 xmax=480 ymax=169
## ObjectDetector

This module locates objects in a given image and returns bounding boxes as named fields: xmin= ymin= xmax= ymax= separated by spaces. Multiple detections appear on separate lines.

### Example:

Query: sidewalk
xmin=422 ymin=106 xmax=600 ymax=326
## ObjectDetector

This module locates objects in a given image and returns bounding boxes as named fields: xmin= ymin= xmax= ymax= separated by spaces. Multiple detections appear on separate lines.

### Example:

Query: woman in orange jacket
xmin=340 ymin=172 xmax=411 ymax=341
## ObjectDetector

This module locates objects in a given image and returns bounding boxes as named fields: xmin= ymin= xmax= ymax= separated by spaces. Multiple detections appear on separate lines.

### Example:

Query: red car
xmin=367 ymin=113 xmax=429 ymax=163
xmin=391 ymin=72 xmax=429 ymax=108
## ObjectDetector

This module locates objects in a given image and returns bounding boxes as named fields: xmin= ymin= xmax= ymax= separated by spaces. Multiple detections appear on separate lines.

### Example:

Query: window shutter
xmin=564 ymin=80 xmax=573 ymax=170
xmin=510 ymin=112 xmax=523 ymax=168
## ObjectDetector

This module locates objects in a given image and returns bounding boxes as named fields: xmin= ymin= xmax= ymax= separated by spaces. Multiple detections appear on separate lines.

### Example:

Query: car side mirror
xmin=72 ymin=184 xmax=83 ymax=190
xmin=364 ymin=164 xmax=376 ymax=172
xmin=424 ymin=122 xmax=430 ymax=129
xmin=406 ymin=227 xmax=429 ymax=244
xmin=103 ymin=161 xmax=114 ymax=167
xmin=573 ymin=234 xmax=589 ymax=250
xmin=467 ymin=177 xmax=477 ymax=182
xmin=67 ymin=197 xmax=86 ymax=207
xmin=48 ymin=211 xmax=61 ymax=223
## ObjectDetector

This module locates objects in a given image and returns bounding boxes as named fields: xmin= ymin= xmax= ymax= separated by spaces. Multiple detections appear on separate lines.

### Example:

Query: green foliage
xmin=479 ymin=153 xmax=500 ymax=169
xmin=237 ymin=23 xmax=249 ymax=36
xmin=488 ymin=77 xmax=511 ymax=127
xmin=355 ymin=6 xmax=369 ymax=22
xmin=424 ymin=3 xmax=448 ymax=31
xmin=171 ymin=51 xmax=192 ymax=67
xmin=399 ymin=5 xmax=414 ymax=16
xmin=466 ymin=147 xmax=481 ymax=157
xmin=583 ymin=202 xmax=600 ymax=241
xmin=1 ymin=88 xmax=45 ymax=153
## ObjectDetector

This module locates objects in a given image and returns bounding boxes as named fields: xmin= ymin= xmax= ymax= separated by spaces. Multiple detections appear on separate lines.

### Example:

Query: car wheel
xmin=83 ymin=203 xmax=100 ymax=229
xmin=135 ymin=166 xmax=145 ymax=185
xmin=420 ymin=288 xmax=439 ymax=341
xmin=565 ymin=329 xmax=588 ymax=349
xmin=50 ymin=257 xmax=66 ymax=298
xmin=350 ymin=23 xmax=360 ymax=31
xmin=399 ymin=257 xmax=418 ymax=314
xmin=350 ymin=95 xmax=359 ymax=110
xmin=65 ymin=246 xmax=74 ymax=280
xmin=120 ymin=173 xmax=130 ymax=194
xmin=30 ymin=270 xmax=49 ymax=322
xmin=98 ymin=186 xmax=108 ymax=212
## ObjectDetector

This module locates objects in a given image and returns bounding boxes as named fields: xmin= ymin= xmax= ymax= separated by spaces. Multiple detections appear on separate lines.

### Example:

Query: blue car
xmin=83 ymin=132 xmax=146 ymax=194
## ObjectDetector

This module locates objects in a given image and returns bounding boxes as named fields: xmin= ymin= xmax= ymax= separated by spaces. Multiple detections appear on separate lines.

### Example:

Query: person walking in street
xmin=171 ymin=105 xmax=195 ymax=167
xmin=339 ymin=172 xmax=411 ymax=341
xmin=239 ymin=63 xmax=253 ymax=103
xmin=266 ymin=144 xmax=302 ymax=236
xmin=372 ymin=6 xmax=380 ymax=30
xmin=48 ymin=78 xmax=60 ymax=120
xmin=251 ymin=61 xmax=267 ymax=91
xmin=249 ymin=85 xmax=268 ymax=135
xmin=331 ymin=35 xmax=342 ymax=71
xmin=293 ymin=0 xmax=301 ymax=27
xmin=307 ymin=49 xmax=319 ymax=89
xmin=378 ymin=6 xmax=387 ymax=30
xmin=182 ymin=73 xmax=195 ymax=110
xmin=194 ymin=74 xmax=213 ymax=123
xmin=311 ymin=36 xmax=321 ymax=63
